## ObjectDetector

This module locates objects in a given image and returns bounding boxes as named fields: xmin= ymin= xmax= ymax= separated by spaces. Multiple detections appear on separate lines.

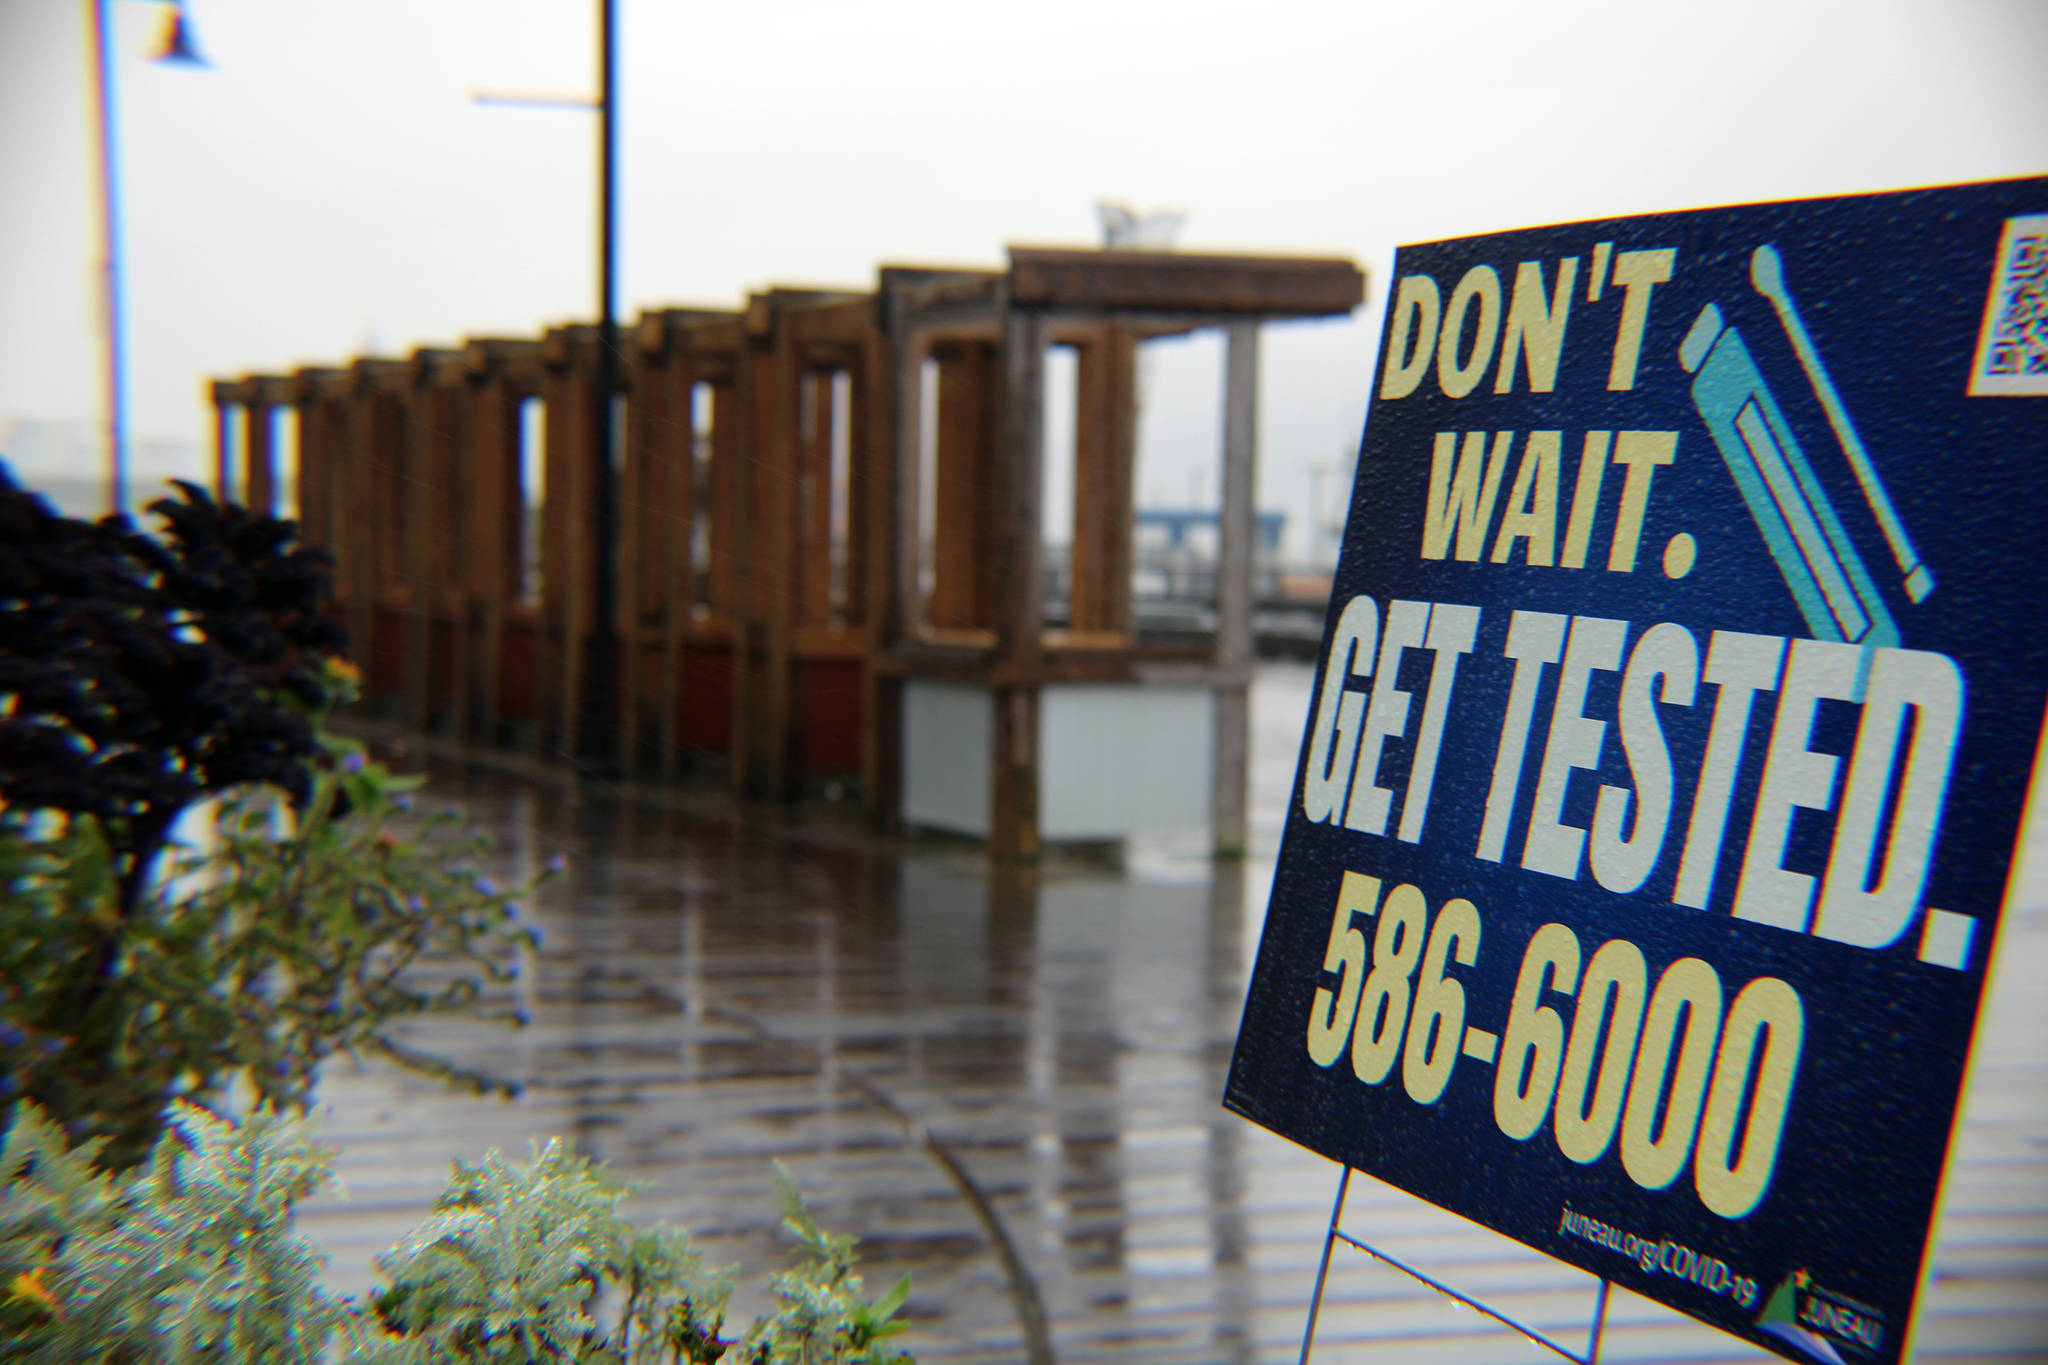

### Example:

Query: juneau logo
xmin=1755 ymin=1268 xmax=1887 ymax=1363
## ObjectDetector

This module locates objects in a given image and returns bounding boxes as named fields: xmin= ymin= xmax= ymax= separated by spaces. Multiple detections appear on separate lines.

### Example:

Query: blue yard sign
xmin=1225 ymin=176 xmax=2048 ymax=1365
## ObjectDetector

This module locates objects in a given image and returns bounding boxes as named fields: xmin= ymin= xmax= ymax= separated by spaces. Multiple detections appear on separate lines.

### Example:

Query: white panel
xmin=1039 ymin=685 xmax=1213 ymax=840
xmin=901 ymin=679 xmax=992 ymax=837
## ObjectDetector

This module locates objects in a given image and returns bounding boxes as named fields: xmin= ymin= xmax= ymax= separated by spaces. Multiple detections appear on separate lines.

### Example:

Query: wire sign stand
xmin=1298 ymin=1168 xmax=1613 ymax=1365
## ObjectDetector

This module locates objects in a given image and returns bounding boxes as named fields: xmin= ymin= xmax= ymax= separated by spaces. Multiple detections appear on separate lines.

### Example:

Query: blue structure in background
xmin=1135 ymin=507 xmax=1288 ymax=554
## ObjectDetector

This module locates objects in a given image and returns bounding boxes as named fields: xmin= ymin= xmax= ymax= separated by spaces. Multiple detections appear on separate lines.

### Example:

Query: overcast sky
xmin=2 ymin=0 xmax=2044 ymax=552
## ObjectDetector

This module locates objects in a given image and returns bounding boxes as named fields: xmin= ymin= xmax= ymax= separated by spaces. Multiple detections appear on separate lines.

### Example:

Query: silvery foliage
xmin=0 ymin=1104 xmax=913 ymax=1364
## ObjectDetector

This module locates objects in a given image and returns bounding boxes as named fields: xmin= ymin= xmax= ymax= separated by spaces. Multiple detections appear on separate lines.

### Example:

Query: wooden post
xmin=1070 ymin=326 xmax=1138 ymax=635
xmin=562 ymin=346 xmax=592 ymax=762
xmin=725 ymin=331 xmax=766 ymax=797
xmin=657 ymin=346 xmax=699 ymax=780
xmin=858 ymin=332 xmax=899 ymax=824
xmin=344 ymin=374 xmax=378 ymax=697
xmin=930 ymin=342 xmax=998 ymax=630
xmin=800 ymin=369 xmax=835 ymax=625
xmin=375 ymin=374 xmax=411 ymax=714
xmin=292 ymin=372 xmax=332 ymax=558
xmin=707 ymin=377 xmax=739 ymax=619
xmin=1212 ymin=321 xmax=1260 ymax=856
xmin=618 ymin=340 xmax=651 ymax=773
xmin=873 ymin=313 xmax=930 ymax=833
xmin=294 ymin=387 xmax=315 ymax=545
xmin=450 ymin=372 xmax=483 ymax=745
xmin=990 ymin=301 xmax=1046 ymax=860
xmin=844 ymin=351 xmax=877 ymax=633
xmin=325 ymin=388 xmax=350 ymax=579
xmin=888 ymin=326 xmax=925 ymax=642
xmin=292 ymin=386 xmax=314 ymax=535
xmin=401 ymin=360 xmax=435 ymax=731
xmin=462 ymin=350 xmax=525 ymax=747
xmin=759 ymin=314 xmax=800 ymax=800
xmin=540 ymin=331 xmax=596 ymax=760
xmin=536 ymin=357 xmax=563 ymax=753
xmin=431 ymin=371 xmax=468 ymax=734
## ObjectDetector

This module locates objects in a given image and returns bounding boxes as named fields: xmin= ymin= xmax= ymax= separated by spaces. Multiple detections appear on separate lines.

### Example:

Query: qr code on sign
xmin=1969 ymin=212 xmax=2048 ymax=396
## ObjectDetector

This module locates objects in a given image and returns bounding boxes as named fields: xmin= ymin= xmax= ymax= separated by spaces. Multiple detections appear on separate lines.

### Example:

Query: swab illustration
xmin=1679 ymin=297 xmax=1900 ymax=648
xmin=1750 ymin=244 xmax=1935 ymax=603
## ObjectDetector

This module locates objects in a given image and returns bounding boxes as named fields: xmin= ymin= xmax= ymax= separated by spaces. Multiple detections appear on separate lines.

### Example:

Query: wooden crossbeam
xmin=1008 ymin=247 xmax=1364 ymax=317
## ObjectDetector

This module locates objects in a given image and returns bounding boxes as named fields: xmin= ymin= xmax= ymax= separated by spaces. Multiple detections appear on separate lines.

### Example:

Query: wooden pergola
xmin=210 ymin=246 xmax=1362 ymax=856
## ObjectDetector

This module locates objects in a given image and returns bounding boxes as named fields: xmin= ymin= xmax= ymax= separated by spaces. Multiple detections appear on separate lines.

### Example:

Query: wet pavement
xmin=298 ymin=664 xmax=2048 ymax=1363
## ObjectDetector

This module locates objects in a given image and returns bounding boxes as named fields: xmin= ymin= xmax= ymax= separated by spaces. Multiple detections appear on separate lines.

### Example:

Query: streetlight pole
xmin=88 ymin=0 xmax=128 ymax=519
xmin=88 ymin=0 xmax=206 ymax=520
xmin=584 ymin=0 xmax=621 ymax=771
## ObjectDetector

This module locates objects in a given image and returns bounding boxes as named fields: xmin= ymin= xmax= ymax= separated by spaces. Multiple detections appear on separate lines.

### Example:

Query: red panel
xmin=371 ymin=606 xmax=405 ymax=698
xmin=679 ymin=646 xmax=732 ymax=752
xmin=429 ymin=618 xmax=457 ymax=709
xmin=499 ymin=623 xmax=537 ymax=720
xmin=798 ymin=658 xmax=863 ymax=775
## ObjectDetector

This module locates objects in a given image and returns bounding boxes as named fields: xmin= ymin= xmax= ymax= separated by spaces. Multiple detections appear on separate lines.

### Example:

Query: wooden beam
xmin=1008 ymin=247 xmax=1363 ymax=317
xmin=878 ymin=267 xmax=1004 ymax=326
xmin=253 ymin=376 xmax=298 ymax=407
xmin=673 ymin=315 xmax=747 ymax=361
xmin=464 ymin=338 xmax=545 ymax=390
xmin=789 ymin=300 xmax=875 ymax=352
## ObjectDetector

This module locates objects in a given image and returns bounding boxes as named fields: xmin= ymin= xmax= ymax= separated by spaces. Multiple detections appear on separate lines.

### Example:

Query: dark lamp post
xmin=155 ymin=9 xmax=209 ymax=66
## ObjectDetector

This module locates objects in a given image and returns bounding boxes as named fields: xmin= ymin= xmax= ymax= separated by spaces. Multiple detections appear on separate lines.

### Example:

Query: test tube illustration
xmin=1679 ymin=301 xmax=1900 ymax=649
xmin=1750 ymin=244 xmax=1934 ymax=602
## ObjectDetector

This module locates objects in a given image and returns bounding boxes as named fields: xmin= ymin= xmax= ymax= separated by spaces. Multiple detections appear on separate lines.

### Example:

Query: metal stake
xmin=1297 ymin=1165 xmax=1350 ymax=1365
xmin=1588 ymin=1278 xmax=1611 ymax=1364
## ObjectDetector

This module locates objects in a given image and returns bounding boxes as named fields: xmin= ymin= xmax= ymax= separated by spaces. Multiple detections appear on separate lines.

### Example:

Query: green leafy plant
xmin=0 ymin=1103 xmax=915 ymax=1365
xmin=365 ymin=1137 xmax=734 ymax=1365
xmin=0 ymin=1099 xmax=343 ymax=1363
xmin=0 ymin=471 xmax=915 ymax=1362
xmin=0 ymin=471 xmax=542 ymax=1169
xmin=733 ymin=1165 xmax=912 ymax=1365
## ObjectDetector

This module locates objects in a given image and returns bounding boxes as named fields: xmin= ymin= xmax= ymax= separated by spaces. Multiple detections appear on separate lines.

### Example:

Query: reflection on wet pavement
xmin=299 ymin=664 xmax=2048 ymax=1362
